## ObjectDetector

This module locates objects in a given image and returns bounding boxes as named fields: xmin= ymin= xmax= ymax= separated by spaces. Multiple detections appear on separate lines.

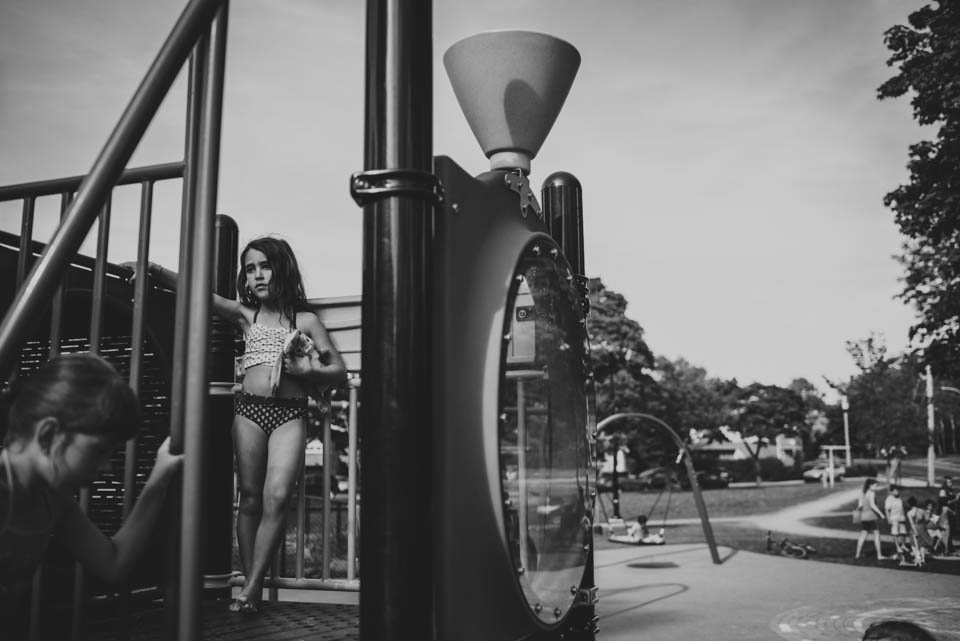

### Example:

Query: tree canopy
xmin=879 ymin=2 xmax=960 ymax=378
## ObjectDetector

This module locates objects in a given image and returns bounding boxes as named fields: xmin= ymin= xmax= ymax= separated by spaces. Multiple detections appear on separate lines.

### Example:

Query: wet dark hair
xmin=862 ymin=477 xmax=878 ymax=494
xmin=1 ymin=353 xmax=140 ymax=446
xmin=236 ymin=236 xmax=309 ymax=324
xmin=862 ymin=620 xmax=936 ymax=641
xmin=907 ymin=496 xmax=918 ymax=508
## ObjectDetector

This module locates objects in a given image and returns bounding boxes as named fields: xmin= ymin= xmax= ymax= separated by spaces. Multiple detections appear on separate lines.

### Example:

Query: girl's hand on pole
xmin=149 ymin=436 xmax=183 ymax=484
xmin=118 ymin=261 xmax=142 ymax=282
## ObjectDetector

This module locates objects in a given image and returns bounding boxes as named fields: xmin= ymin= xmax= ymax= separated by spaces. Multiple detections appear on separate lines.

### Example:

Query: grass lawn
xmin=594 ymin=483 xmax=960 ymax=577
xmin=596 ymin=482 xmax=850 ymax=522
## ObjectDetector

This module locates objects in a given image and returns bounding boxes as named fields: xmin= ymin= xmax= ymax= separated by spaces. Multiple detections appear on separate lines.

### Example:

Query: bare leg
xmin=237 ymin=418 xmax=306 ymax=603
xmin=874 ymin=530 xmax=883 ymax=559
xmin=855 ymin=530 xmax=867 ymax=558
xmin=233 ymin=416 xmax=267 ymax=588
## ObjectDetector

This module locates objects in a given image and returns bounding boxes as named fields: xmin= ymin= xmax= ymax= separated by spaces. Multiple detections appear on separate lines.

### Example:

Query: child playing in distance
xmin=621 ymin=514 xmax=664 ymax=545
xmin=128 ymin=236 xmax=347 ymax=613
xmin=0 ymin=353 xmax=182 ymax=633
xmin=884 ymin=485 xmax=908 ymax=559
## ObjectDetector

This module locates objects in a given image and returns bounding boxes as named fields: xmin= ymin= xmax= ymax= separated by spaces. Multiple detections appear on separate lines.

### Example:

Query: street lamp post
xmin=840 ymin=395 xmax=852 ymax=467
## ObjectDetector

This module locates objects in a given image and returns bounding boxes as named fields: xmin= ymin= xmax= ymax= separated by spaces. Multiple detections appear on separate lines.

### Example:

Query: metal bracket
xmin=504 ymin=171 xmax=542 ymax=219
xmin=350 ymin=169 xmax=444 ymax=207
xmin=573 ymin=585 xmax=599 ymax=607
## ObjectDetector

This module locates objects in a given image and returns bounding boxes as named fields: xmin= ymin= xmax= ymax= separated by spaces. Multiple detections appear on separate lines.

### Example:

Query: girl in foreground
xmin=137 ymin=236 xmax=347 ymax=612
xmin=0 ymin=353 xmax=182 ymax=632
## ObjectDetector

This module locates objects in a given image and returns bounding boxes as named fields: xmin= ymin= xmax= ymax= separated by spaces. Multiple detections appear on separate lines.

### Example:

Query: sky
xmin=0 ymin=0 xmax=929 ymax=395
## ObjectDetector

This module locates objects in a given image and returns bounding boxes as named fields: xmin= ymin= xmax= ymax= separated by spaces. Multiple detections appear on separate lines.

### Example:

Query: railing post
xmin=359 ymin=0 xmax=435 ymax=639
xmin=203 ymin=213 xmax=238 ymax=597
xmin=178 ymin=3 xmax=228 ymax=640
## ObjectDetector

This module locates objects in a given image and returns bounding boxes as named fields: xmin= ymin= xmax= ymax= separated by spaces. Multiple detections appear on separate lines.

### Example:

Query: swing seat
xmin=609 ymin=532 xmax=665 ymax=546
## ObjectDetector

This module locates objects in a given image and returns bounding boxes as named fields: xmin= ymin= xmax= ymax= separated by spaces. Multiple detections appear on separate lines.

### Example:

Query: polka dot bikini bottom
xmin=235 ymin=392 xmax=308 ymax=436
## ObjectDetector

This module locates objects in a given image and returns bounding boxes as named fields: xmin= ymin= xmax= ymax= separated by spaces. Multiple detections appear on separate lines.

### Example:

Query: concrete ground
xmin=594 ymin=543 xmax=960 ymax=641
xmin=595 ymin=459 xmax=960 ymax=641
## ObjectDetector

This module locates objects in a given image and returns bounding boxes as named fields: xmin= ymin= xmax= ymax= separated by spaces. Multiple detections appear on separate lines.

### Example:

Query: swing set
xmin=593 ymin=413 xmax=721 ymax=562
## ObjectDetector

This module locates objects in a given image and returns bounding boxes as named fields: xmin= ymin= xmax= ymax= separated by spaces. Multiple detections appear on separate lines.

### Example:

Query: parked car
xmin=802 ymin=462 xmax=846 ymax=483
xmin=679 ymin=467 xmax=730 ymax=490
xmin=635 ymin=466 xmax=678 ymax=491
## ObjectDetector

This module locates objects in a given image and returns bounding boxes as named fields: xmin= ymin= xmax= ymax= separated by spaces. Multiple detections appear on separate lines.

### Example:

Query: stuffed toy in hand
xmin=269 ymin=330 xmax=332 ymax=410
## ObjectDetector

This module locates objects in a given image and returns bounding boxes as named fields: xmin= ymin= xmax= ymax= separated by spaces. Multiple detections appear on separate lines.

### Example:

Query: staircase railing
xmin=0 ymin=1 xmax=228 ymax=640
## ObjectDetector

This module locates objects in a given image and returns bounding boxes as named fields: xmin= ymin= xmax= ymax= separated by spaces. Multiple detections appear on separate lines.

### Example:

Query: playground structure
xmin=0 ymin=1 xmax=601 ymax=640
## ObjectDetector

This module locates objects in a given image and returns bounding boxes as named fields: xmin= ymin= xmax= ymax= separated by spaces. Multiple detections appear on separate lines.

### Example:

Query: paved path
xmin=594 ymin=544 xmax=960 ymax=641
xmin=594 ymin=469 xmax=960 ymax=640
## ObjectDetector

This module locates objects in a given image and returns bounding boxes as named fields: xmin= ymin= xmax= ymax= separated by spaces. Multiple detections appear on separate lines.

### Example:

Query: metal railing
xmin=1 ymin=163 xmax=184 ymax=641
xmin=0 ymin=1 xmax=228 ymax=639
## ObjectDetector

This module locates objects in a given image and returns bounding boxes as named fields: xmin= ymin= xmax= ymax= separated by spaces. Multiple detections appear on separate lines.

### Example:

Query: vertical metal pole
xmin=124 ymin=181 xmax=154 ymax=520
xmin=542 ymin=172 xmax=584 ymax=275
xmin=16 ymin=197 xmax=35 ymax=288
xmin=295 ymin=464 xmax=306 ymax=580
xmin=927 ymin=365 xmax=936 ymax=486
xmin=360 ymin=1 xmax=434 ymax=639
xmin=346 ymin=379 xmax=359 ymax=582
xmin=841 ymin=396 xmax=852 ymax=466
xmin=178 ymin=4 xmax=227 ymax=640
xmin=322 ymin=413 xmax=333 ymax=581
xmin=69 ymin=195 xmax=111 ymax=641
xmin=116 ymin=180 xmax=153 ymax=641
xmin=204 ymin=213 xmax=238 ymax=598
xmin=164 ymin=36 xmax=206 ymax=641
xmin=517 ymin=378 xmax=529 ymax=573
xmin=48 ymin=192 xmax=73 ymax=358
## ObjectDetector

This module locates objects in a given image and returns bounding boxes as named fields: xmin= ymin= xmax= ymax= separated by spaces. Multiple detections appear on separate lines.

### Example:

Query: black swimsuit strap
xmin=252 ymin=307 xmax=259 ymax=324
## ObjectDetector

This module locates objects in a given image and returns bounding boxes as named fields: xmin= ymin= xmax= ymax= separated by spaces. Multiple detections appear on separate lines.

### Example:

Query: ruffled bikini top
xmin=242 ymin=310 xmax=297 ymax=370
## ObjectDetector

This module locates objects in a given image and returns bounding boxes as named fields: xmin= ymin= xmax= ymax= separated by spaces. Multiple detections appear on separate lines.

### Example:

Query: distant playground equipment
xmin=593 ymin=413 xmax=721 ymax=564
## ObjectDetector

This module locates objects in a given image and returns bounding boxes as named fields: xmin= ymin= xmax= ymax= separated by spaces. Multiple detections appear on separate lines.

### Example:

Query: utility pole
xmin=841 ymin=395 xmax=852 ymax=466
xmin=927 ymin=365 xmax=936 ymax=486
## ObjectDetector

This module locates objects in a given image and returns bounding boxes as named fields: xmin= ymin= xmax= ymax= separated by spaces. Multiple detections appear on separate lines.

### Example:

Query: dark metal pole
xmin=48 ymin=192 xmax=72 ymax=359
xmin=204 ymin=213 xmax=238 ymax=597
xmin=360 ymin=1 xmax=434 ymax=640
xmin=177 ymin=2 xmax=228 ymax=641
xmin=163 ymin=33 xmax=207 ymax=641
xmin=178 ymin=4 xmax=227 ymax=640
xmin=542 ymin=172 xmax=584 ymax=275
xmin=0 ymin=0 xmax=223 ymax=379
xmin=69 ymin=195 xmax=112 ymax=641
xmin=16 ymin=198 xmax=35 ymax=287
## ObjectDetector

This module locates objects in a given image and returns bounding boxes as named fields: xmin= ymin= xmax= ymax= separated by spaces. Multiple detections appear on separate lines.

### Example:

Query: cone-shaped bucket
xmin=443 ymin=30 xmax=581 ymax=173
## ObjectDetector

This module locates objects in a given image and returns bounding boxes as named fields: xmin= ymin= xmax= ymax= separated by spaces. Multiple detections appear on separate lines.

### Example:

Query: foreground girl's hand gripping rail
xmin=0 ymin=353 xmax=183 ymax=629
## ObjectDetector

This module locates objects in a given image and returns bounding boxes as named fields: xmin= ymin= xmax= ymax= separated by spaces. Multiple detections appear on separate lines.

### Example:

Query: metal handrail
xmin=0 ymin=162 xmax=184 ymax=202
xmin=0 ymin=0 xmax=224 ymax=379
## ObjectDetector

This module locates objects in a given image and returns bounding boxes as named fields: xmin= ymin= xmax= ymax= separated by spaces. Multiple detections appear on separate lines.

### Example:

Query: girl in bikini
xmin=131 ymin=236 xmax=347 ymax=612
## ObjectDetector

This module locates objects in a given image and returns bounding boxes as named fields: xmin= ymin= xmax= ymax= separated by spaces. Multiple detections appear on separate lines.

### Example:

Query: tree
xmin=728 ymin=383 xmax=806 ymax=484
xmin=586 ymin=278 xmax=666 ymax=419
xmin=655 ymin=356 xmax=738 ymax=435
xmin=878 ymin=2 xmax=960 ymax=378
xmin=836 ymin=334 xmax=927 ymax=456
xmin=788 ymin=377 xmax=829 ymax=459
